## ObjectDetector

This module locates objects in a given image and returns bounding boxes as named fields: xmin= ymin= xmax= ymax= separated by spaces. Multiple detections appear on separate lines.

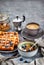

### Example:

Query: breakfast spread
xmin=26 ymin=23 xmax=39 ymax=29
xmin=0 ymin=31 xmax=19 ymax=51
xmin=0 ymin=13 xmax=44 ymax=60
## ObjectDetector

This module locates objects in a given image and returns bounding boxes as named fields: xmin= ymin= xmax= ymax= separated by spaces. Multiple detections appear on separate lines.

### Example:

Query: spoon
xmin=29 ymin=41 xmax=38 ymax=51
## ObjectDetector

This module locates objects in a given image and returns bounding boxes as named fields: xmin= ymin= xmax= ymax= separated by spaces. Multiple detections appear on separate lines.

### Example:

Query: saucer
xmin=21 ymin=28 xmax=44 ymax=41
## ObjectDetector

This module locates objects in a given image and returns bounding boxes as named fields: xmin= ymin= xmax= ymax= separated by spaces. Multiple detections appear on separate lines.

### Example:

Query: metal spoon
xmin=29 ymin=41 xmax=38 ymax=51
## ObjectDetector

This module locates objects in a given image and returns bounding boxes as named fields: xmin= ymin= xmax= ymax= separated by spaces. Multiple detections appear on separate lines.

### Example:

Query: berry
xmin=22 ymin=45 xmax=26 ymax=49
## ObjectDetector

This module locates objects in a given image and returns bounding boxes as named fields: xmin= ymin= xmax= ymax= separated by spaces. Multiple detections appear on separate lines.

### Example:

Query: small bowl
xmin=18 ymin=41 xmax=38 ymax=57
xmin=25 ymin=22 xmax=40 ymax=36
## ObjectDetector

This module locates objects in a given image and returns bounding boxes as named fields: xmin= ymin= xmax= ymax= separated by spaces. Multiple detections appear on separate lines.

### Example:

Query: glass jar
xmin=0 ymin=14 xmax=11 ymax=31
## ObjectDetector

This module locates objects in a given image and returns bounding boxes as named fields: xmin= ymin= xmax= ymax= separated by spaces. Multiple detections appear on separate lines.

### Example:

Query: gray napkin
xmin=0 ymin=54 xmax=44 ymax=65
xmin=35 ymin=37 xmax=44 ymax=47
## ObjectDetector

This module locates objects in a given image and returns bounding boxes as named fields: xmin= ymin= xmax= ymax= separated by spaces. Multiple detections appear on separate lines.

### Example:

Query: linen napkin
xmin=35 ymin=36 xmax=44 ymax=47
xmin=0 ymin=54 xmax=44 ymax=65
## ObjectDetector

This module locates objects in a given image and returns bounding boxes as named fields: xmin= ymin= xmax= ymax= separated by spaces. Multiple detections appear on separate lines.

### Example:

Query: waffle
xmin=0 ymin=31 xmax=19 ymax=51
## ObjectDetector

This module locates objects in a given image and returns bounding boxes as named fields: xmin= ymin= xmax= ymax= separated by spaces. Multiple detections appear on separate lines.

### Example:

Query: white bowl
xmin=18 ymin=41 xmax=38 ymax=57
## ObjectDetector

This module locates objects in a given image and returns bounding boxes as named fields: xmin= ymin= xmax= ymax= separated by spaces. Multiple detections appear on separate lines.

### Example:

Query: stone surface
xmin=0 ymin=0 xmax=44 ymax=30
xmin=0 ymin=1 xmax=44 ymax=64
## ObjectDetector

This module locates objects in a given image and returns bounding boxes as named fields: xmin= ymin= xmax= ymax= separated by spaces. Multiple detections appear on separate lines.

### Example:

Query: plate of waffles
xmin=0 ymin=31 xmax=19 ymax=53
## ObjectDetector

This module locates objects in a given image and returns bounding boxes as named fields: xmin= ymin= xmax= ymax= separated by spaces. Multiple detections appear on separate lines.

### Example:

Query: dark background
xmin=0 ymin=0 xmax=44 ymax=30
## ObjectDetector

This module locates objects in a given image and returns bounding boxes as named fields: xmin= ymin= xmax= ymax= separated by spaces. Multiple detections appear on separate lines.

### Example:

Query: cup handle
xmin=16 ymin=16 xmax=19 ymax=19
xmin=23 ymin=15 xmax=25 ymax=22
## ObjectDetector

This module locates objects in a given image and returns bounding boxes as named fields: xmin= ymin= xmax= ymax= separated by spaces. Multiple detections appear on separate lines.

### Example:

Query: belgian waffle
xmin=0 ymin=31 xmax=19 ymax=51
